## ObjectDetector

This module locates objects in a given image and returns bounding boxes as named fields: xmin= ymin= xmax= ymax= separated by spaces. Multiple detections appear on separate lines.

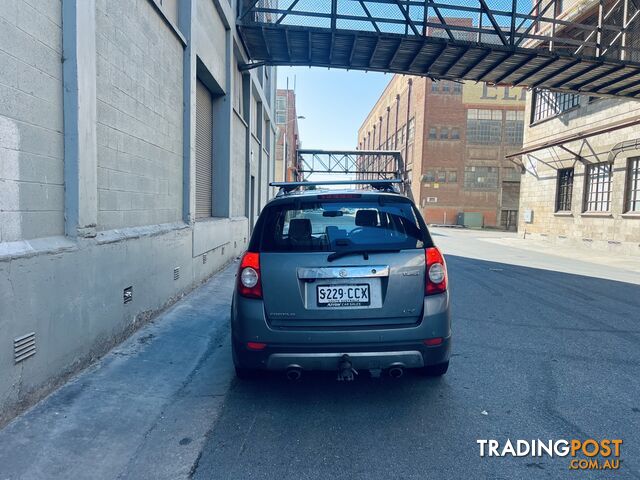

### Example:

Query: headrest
xmin=355 ymin=210 xmax=378 ymax=227
xmin=288 ymin=218 xmax=312 ymax=241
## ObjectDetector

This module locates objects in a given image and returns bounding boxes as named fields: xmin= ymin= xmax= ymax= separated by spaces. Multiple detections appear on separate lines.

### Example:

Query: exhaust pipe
xmin=388 ymin=365 xmax=404 ymax=379
xmin=285 ymin=366 xmax=302 ymax=381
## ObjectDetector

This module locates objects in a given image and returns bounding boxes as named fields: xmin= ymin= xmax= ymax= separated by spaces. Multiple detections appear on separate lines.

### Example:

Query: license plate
xmin=317 ymin=284 xmax=370 ymax=307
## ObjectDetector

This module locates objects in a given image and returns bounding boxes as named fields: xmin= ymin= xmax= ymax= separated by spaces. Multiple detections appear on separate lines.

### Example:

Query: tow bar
xmin=337 ymin=354 xmax=358 ymax=382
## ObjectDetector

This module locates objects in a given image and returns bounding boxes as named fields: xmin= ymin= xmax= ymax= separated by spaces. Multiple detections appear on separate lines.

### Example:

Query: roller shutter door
xmin=195 ymin=80 xmax=213 ymax=219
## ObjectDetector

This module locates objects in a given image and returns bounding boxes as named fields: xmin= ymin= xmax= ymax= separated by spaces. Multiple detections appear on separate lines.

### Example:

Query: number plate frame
xmin=316 ymin=284 xmax=371 ymax=307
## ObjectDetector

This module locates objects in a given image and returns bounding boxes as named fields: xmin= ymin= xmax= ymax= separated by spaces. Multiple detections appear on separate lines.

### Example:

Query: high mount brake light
xmin=317 ymin=194 xmax=362 ymax=199
xmin=425 ymin=247 xmax=447 ymax=296
xmin=238 ymin=252 xmax=262 ymax=299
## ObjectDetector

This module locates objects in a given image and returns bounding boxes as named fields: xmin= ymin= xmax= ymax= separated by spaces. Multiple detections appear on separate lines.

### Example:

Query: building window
xmin=466 ymin=109 xmax=502 ymax=145
xmin=398 ymin=125 xmax=405 ymax=146
xmin=505 ymin=110 xmax=524 ymax=145
xmin=431 ymin=81 xmax=439 ymax=93
xmin=464 ymin=166 xmax=499 ymax=189
xmin=423 ymin=170 xmax=435 ymax=182
xmin=448 ymin=170 xmax=458 ymax=183
xmin=625 ymin=157 xmax=640 ymax=212
xmin=502 ymin=166 xmax=521 ymax=182
xmin=429 ymin=127 xmax=437 ymax=139
xmin=436 ymin=171 xmax=447 ymax=183
xmin=407 ymin=118 xmax=415 ymax=144
xmin=451 ymin=127 xmax=460 ymax=140
xmin=555 ymin=168 xmax=574 ymax=212
xmin=532 ymin=89 xmax=580 ymax=123
xmin=452 ymin=82 xmax=462 ymax=95
xmin=584 ymin=163 xmax=613 ymax=212
xmin=442 ymin=81 xmax=450 ymax=93
xmin=440 ymin=127 xmax=449 ymax=140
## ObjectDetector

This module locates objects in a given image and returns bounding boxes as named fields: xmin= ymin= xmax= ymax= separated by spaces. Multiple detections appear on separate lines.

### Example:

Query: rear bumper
xmin=267 ymin=350 xmax=425 ymax=370
xmin=232 ymin=291 xmax=451 ymax=371
xmin=232 ymin=329 xmax=451 ymax=371
xmin=233 ymin=338 xmax=451 ymax=371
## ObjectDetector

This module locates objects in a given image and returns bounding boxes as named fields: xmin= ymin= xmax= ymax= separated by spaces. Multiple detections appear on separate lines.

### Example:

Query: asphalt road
xmin=193 ymin=229 xmax=640 ymax=480
xmin=1 ymin=229 xmax=639 ymax=480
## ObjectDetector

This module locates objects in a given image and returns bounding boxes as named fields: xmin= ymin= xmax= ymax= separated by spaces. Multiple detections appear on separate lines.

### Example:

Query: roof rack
xmin=270 ymin=179 xmax=402 ymax=196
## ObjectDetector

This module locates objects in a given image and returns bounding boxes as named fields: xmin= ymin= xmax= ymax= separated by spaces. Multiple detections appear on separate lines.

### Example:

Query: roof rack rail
xmin=270 ymin=179 xmax=402 ymax=196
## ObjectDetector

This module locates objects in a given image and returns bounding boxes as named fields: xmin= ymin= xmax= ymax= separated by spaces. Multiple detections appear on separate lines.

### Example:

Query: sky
xmin=277 ymin=66 xmax=392 ymax=150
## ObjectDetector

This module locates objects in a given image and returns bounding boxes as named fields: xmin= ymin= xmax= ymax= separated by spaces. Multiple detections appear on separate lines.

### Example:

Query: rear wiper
xmin=327 ymin=248 xmax=400 ymax=262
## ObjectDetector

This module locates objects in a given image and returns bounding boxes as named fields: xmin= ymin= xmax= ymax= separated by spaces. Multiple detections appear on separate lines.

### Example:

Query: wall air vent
xmin=124 ymin=286 xmax=133 ymax=304
xmin=174 ymin=267 xmax=180 ymax=280
xmin=203 ymin=253 xmax=207 ymax=264
xmin=14 ymin=332 xmax=36 ymax=364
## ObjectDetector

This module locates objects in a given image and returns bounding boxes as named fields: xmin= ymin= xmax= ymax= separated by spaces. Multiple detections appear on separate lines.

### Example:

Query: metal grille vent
xmin=14 ymin=332 xmax=36 ymax=364
xmin=174 ymin=267 xmax=180 ymax=280
xmin=202 ymin=253 xmax=207 ymax=264
xmin=124 ymin=286 xmax=133 ymax=304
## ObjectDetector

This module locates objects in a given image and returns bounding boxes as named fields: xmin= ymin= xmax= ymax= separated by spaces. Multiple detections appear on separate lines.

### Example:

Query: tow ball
xmin=337 ymin=354 xmax=358 ymax=382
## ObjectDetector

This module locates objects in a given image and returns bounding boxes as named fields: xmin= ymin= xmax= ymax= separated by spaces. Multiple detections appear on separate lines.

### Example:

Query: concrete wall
xmin=519 ymin=93 xmax=640 ymax=255
xmin=0 ymin=0 xmax=65 ymax=242
xmin=96 ymin=0 xmax=184 ymax=230
xmin=0 ymin=0 xmax=277 ymax=425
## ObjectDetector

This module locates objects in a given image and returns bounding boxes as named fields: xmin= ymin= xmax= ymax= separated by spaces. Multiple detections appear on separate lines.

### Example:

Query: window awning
xmin=506 ymin=115 xmax=640 ymax=169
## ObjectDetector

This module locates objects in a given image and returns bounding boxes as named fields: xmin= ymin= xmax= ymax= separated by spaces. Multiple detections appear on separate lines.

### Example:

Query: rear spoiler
xmin=270 ymin=179 xmax=402 ymax=195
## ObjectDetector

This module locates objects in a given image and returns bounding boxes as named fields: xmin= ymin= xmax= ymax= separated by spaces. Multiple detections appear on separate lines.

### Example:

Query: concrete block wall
xmin=519 ymin=93 xmax=640 ymax=255
xmin=0 ymin=0 xmax=64 ymax=242
xmin=0 ymin=0 xmax=277 ymax=425
xmin=95 ymin=0 xmax=183 ymax=230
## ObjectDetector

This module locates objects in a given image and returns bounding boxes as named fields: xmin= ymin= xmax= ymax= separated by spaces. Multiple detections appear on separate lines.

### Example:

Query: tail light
xmin=238 ymin=252 xmax=262 ymax=299
xmin=425 ymin=247 xmax=447 ymax=296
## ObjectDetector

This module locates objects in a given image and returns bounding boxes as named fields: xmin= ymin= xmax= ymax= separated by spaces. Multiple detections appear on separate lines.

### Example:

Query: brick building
xmin=358 ymin=77 xmax=525 ymax=228
xmin=275 ymin=89 xmax=301 ymax=182
xmin=513 ymin=1 xmax=640 ymax=256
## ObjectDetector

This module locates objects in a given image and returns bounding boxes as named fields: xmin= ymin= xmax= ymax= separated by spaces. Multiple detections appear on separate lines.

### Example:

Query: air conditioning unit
xmin=426 ymin=197 xmax=438 ymax=203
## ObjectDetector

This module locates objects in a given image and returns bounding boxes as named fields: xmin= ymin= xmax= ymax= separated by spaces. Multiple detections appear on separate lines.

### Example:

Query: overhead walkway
xmin=238 ymin=0 xmax=640 ymax=99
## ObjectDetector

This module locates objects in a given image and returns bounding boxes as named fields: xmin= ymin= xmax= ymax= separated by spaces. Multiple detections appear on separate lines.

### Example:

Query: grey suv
xmin=231 ymin=180 xmax=450 ymax=380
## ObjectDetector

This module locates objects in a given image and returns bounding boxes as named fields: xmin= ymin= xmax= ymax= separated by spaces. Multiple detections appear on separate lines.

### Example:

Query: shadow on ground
xmin=193 ymin=255 xmax=640 ymax=480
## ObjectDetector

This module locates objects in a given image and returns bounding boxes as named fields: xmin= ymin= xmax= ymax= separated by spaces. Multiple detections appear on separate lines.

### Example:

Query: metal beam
xmin=458 ymin=50 xmax=491 ymax=78
xmin=494 ymin=54 xmax=536 ymax=84
xmin=478 ymin=0 xmax=509 ymax=46
xmin=512 ymin=56 xmax=559 ymax=86
xmin=573 ymin=64 xmax=626 ymax=90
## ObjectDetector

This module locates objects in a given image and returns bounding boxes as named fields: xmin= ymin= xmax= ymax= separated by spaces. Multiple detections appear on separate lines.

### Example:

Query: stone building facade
xmin=358 ymin=76 xmax=525 ymax=228
xmin=515 ymin=0 xmax=640 ymax=255
xmin=0 ymin=0 xmax=276 ymax=423
xmin=517 ymin=93 xmax=640 ymax=255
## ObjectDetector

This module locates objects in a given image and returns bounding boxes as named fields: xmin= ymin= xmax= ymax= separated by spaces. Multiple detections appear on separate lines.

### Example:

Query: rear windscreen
xmin=257 ymin=198 xmax=429 ymax=252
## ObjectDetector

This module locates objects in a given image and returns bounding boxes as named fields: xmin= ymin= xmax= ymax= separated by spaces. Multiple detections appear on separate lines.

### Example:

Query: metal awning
xmin=505 ymin=115 xmax=640 ymax=168
xmin=239 ymin=0 xmax=640 ymax=99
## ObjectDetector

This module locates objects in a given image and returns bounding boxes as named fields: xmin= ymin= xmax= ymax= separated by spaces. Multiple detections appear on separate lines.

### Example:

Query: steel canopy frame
xmin=238 ymin=0 xmax=640 ymax=99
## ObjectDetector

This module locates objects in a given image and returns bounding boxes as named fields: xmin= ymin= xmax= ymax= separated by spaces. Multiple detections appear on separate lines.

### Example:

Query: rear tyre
xmin=419 ymin=361 xmax=449 ymax=377
xmin=232 ymin=340 xmax=260 ymax=380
